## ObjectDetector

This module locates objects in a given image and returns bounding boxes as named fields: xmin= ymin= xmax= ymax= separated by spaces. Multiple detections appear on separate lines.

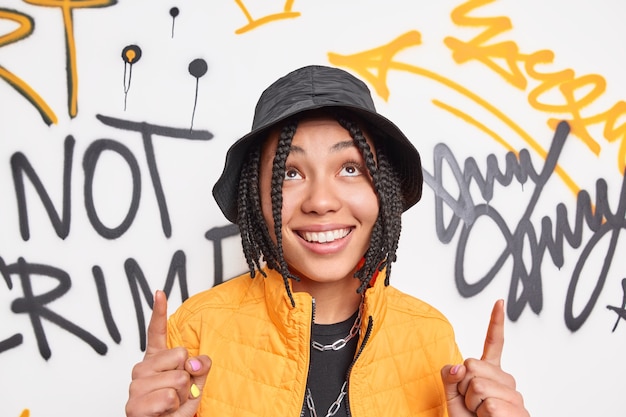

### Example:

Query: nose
xmin=300 ymin=177 xmax=341 ymax=215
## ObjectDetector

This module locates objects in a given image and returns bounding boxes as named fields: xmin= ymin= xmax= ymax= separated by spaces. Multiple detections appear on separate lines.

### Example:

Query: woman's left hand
xmin=441 ymin=300 xmax=530 ymax=416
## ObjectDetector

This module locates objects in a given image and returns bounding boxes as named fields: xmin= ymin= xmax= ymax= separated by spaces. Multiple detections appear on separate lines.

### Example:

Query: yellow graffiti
xmin=444 ymin=0 xmax=626 ymax=174
xmin=0 ymin=9 xmax=57 ymax=124
xmin=233 ymin=0 xmax=300 ymax=34
xmin=124 ymin=49 xmax=137 ymax=63
xmin=328 ymin=31 xmax=581 ymax=197
xmin=0 ymin=9 xmax=32 ymax=45
xmin=23 ymin=0 xmax=116 ymax=118
xmin=433 ymin=99 xmax=517 ymax=154
xmin=445 ymin=0 xmax=526 ymax=88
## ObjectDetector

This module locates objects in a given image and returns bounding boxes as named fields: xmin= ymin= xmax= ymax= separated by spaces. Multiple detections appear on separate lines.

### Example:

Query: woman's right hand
xmin=126 ymin=290 xmax=211 ymax=417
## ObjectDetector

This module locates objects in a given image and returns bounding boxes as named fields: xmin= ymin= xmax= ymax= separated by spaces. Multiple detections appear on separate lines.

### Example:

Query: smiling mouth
xmin=299 ymin=228 xmax=351 ymax=243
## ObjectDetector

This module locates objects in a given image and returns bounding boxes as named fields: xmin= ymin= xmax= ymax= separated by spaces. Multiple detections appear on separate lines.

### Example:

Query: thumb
xmin=185 ymin=355 xmax=212 ymax=400
xmin=441 ymin=364 xmax=465 ymax=401
xmin=441 ymin=364 xmax=473 ymax=417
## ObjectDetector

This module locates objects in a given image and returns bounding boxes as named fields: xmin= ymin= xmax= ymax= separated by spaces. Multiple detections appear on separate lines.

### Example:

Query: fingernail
xmin=190 ymin=383 xmax=200 ymax=398
xmin=189 ymin=359 xmax=201 ymax=371
xmin=450 ymin=364 xmax=461 ymax=375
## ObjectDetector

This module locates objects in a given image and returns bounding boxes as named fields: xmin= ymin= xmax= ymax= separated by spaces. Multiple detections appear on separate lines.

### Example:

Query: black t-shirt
xmin=303 ymin=310 xmax=359 ymax=417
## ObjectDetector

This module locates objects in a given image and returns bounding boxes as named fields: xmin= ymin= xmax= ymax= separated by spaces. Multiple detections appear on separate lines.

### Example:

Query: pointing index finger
xmin=145 ymin=289 xmax=168 ymax=357
xmin=481 ymin=299 xmax=505 ymax=366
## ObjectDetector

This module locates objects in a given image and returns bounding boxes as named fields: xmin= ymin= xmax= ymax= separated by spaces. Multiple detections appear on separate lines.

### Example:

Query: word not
xmin=424 ymin=121 xmax=626 ymax=331
xmin=11 ymin=115 xmax=213 ymax=240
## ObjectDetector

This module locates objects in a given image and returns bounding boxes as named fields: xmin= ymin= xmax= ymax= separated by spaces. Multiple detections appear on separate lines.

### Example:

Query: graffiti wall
xmin=1 ymin=1 xmax=624 ymax=415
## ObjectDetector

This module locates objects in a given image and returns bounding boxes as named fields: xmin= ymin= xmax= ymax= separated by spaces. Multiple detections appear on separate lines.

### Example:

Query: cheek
xmin=276 ymin=188 xmax=298 ymax=225
xmin=349 ymin=186 xmax=379 ymax=223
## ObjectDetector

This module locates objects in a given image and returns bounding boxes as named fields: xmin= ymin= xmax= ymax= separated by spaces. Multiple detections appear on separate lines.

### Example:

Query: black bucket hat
xmin=212 ymin=65 xmax=423 ymax=224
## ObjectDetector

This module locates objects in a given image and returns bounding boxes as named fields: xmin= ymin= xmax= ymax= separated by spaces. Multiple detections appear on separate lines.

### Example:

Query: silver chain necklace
xmin=305 ymin=381 xmax=348 ymax=417
xmin=311 ymin=297 xmax=363 ymax=352
xmin=306 ymin=297 xmax=363 ymax=416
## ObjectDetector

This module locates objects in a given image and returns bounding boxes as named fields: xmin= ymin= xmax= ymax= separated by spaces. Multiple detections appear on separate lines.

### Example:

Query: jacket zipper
xmin=345 ymin=316 xmax=373 ymax=417
xmin=301 ymin=300 xmax=373 ymax=417
xmin=300 ymin=298 xmax=316 ymax=417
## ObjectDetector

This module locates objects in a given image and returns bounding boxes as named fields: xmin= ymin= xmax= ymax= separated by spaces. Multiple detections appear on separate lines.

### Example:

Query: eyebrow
xmin=289 ymin=140 xmax=356 ymax=154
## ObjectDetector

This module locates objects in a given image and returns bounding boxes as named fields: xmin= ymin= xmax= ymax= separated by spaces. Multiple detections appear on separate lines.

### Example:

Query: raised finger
xmin=481 ymin=299 xmax=505 ymax=366
xmin=145 ymin=290 xmax=168 ymax=357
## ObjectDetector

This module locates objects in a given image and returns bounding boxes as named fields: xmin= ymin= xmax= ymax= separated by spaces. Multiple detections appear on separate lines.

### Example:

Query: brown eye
xmin=284 ymin=168 xmax=302 ymax=180
xmin=339 ymin=162 xmax=363 ymax=177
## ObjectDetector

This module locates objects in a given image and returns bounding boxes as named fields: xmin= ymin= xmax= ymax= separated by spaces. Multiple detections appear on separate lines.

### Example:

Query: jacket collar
xmin=260 ymin=266 xmax=389 ymax=340
xmin=262 ymin=267 xmax=313 ymax=337
xmin=360 ymin=268 xmax=388 ymax=340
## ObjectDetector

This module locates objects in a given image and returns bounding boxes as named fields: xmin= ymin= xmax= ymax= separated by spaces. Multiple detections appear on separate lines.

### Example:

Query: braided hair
xmin=236 ymin=110 xmax=404 ymax=304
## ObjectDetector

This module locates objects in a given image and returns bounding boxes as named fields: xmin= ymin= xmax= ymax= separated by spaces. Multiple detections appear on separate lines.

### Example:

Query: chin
xmin=291 ymin=267 xmax=357 ymax=285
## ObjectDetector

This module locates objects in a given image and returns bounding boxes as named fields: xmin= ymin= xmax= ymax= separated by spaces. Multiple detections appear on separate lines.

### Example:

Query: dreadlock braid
xmin=337 ymin=115 xmax=404 ymax=292
xmin=269 ymin=122 xmax=300 ymax=305
xmin=236 ymin=146 xmax=259 ymax=276
xmin=238 ymin=145 xmax=277 ymax=276
xmin=374 ymin=150 xmax=403 ymax=286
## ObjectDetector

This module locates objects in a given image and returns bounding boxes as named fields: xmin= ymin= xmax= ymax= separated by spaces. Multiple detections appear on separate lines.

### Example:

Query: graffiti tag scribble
xmin=606 ymin=279 xmax=626 ymax=331
xmin=424 ymin=121 xmax=626 ymax=331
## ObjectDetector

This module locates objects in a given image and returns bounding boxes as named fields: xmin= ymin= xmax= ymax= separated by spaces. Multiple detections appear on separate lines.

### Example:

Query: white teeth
xmin=302 ymin=228 xmax=349 ymax=243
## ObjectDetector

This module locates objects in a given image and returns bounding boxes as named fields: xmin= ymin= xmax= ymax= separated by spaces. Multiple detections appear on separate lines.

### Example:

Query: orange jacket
xmin=168 ymin=268 xmax=462 ymax=417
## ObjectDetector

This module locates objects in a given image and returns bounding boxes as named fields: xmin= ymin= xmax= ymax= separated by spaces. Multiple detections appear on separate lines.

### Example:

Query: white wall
xmin=1 ymin=1 xmax=625 ymax=416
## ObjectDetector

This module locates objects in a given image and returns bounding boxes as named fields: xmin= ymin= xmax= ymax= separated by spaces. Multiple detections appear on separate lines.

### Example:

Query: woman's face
xmin=259 ymin=115 xmax=379 ymax=291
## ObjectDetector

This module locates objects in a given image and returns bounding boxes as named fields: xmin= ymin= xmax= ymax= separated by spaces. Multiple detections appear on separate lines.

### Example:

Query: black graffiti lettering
xmin=0 ymin=333 xmax=24 ymax=354
xmin=125 ymin=250 xmax=189 ymax=351
xmin=96 ymin=114 xmax=214 ymax=238
xmin=430 ymin=144 xmax=535 ymax=244
xmin=1 ymin=256 xmax=10 ymax=288
xmin=205 ymin=224 xmax=241 ymax=286
xmin=92 ymin=265 xmax=121 ymax=343
xmin=9 ymin=116 xmax=213 ymax=241
xmin=425 ymin=121 xmax=626 ymax=330
xmin=11 ymin=135 xmax=75 ymax=240
xmin=565 ymin=172 xmax=626 ymax=330
xmin=2 ymin=257 xmax=107 ymax=359
xmin=607 ymin=279 xmax=626 ymax=331
xmin=0 ymin=257 xmax=23 ymax=354
xmin=1 ymin=241 xmax=238 ymax=358
xmin=427 ymin=122 xmax=570 ymax=318
xmin=83 ymin=139 xmax=141 ymax=239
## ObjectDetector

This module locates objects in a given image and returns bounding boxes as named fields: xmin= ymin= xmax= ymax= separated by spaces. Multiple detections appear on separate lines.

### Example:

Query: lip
xmin=294 ymin=226 xmax=354 ymax=255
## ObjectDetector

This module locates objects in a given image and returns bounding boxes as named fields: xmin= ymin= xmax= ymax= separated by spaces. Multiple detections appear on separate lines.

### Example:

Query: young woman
xmin=125 ymin=65 xmax=529 ymax=417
